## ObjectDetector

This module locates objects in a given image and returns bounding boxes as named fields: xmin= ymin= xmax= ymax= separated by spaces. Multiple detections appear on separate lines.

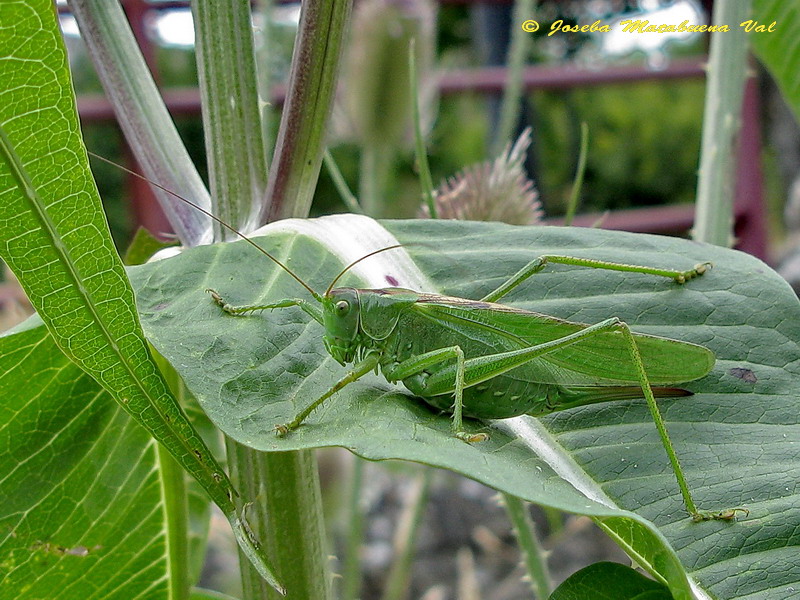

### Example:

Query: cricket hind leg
xmin=615 ymin=320 xmax=747 ymax=522
xmin=481 ymin=254 xmax=711 ymax=303
xmin=415 ymin=317 xmax=742 ymax=521
xmin=382 ymin=346 xmax=488 ymax=443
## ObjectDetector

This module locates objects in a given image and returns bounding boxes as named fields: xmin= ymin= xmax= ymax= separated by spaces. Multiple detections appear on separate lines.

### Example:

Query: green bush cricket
xmin=207 ymin=249 xmax=741 ymax=522
xmin=208 ymin=242 xmax=752 ymax=522
xmin=94 ymin=153 xmax=746 ymax=523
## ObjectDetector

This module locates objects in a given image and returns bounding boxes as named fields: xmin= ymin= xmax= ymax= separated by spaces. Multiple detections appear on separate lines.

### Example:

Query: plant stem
xmin=692 ymin=0 xmax=752 ymax=246
xmin=225 ymin=439 xmax=273 ymax=600
xmin=253 ymin=0 xmax=275 ymax=161
xmin=410 ymin=40 xmax=436 ymax=218
xmin=226 ymin=442 xmax=331 ymax=600
xmin=157 ymin=444 xmax=191 ymax=600
xmin=192 ymin=0 xmax=270 ymax=237
xmin=381 ymin=469 xmax=432 ymax=600
xmin=192 ymin=3 xmax=342 ymax=597
xmin=341 ymin=458 xmax=366 ymax=600
xmin=151 ymin=348 xmax=198 ymax=600
xmin=261 ymin=450 xmax=332 ymax=600
xmin=563 ymin=122 xmax=588 ymax=227
xmin=542 ymin=506 xmax=563 ymax=537
xmin=501 ymin=494 xmax=551 ymax=599
xmin=324 ymin=150 xmax=363 ymax=214
xmin=359 ymin=144 xmax=393 ymax=217
xmin=261 ymin=0 xmax=353 ymax=222
xmin=68 ymin=0 xmax=211 ymax=246
xmin=493 ymin=0 xmax=536 ymax=156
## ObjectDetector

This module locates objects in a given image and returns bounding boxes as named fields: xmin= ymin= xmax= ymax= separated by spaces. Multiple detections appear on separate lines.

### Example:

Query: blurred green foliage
xmin=317 ymin=78 xmax=705 ymax=220
xmin=534 ymin=80 xmax=706 ymax=216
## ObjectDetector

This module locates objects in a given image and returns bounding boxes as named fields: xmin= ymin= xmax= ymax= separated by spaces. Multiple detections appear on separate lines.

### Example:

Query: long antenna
xmin=88 ymin=151 xmax=321 ymax=301
xmin=325 ymin=245 xmax=405 ymax=295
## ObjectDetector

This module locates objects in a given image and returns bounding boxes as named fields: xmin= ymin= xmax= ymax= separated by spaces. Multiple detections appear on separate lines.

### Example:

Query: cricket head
xmin=322 ymin=288 xmax=362 ymax=364
xmin=318 ymin=244 xmax=408 ymax=364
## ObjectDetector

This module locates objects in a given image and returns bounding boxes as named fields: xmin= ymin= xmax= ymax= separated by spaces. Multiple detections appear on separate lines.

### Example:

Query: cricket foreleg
xmin=275 ymin=353 xmax=381 ymax=435
xmin=383 ymin=347 xmax=487 ymax=443
xmin=207 ymin=289 xmax=323 ymax=324
xmin=482 ymin=255 xmax=711 ymax=302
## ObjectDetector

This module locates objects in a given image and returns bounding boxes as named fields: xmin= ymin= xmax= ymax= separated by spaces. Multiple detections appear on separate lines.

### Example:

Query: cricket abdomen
xmin=416 ymin=380 xmax=692 ymax=420
xmin=418 ymin=373 xmax=552 ymax=419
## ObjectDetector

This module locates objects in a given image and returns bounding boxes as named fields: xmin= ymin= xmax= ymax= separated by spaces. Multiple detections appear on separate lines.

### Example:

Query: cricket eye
xmin=335 ymin=300 xmax=350 ymax=315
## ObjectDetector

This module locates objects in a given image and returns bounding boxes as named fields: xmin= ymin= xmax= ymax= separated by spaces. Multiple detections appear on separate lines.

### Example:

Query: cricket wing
xmin=413 ymin=295 xmax=715 ymax=386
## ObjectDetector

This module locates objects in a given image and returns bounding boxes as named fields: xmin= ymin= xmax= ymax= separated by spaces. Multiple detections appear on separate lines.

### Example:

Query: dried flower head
xmin=421 ymin=128 xmax=542 ymax=225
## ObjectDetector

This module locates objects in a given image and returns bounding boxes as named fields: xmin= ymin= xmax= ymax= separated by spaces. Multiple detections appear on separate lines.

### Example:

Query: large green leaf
xmin=0 ymin=318 xmax=218 ymax=599
xmin=0 ymin=0 xmax=279 ymax=590
xmin=130 ymin=215 xmax=800 ymax=600
xmin=0 ymin=324 xmax=167 ymax=599
xmin=0 ymin=0 xmax=226 ymax=508
xmin=550 ymin=562 xmax=672 ymax=600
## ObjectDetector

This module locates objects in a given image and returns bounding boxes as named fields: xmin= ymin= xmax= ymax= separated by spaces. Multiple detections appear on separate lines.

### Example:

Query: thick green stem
xmin=224 ymin=442 xmax=330 ymax=600
xmin=262 ymin=451 xmax=332 ymax=600
xmin=192 ymin=0 xmax=270 ymax=237
xmin=225 ymin=439 xmax=273 ymax=600
xmin=192 ymin=3 xmax=338 ymax=597
xmin=692 ymin=0 xmax=752 ymax=246
xmin=262 ymin=0 xmax=353 ymax=222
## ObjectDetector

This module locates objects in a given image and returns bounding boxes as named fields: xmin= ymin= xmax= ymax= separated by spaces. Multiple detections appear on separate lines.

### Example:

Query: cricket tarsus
xmin=692 ymin=507 xmax=750 ymax=522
